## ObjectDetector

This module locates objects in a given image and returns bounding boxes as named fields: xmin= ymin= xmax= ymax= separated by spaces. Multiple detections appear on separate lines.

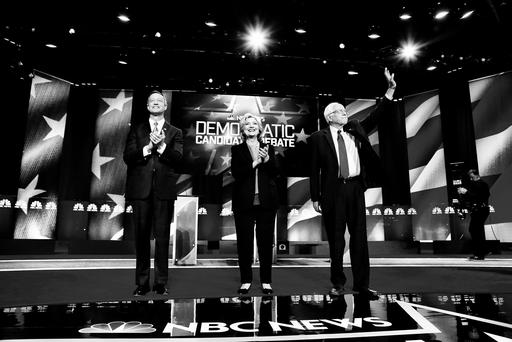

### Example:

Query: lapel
xmin=162 ymin=121 xmax=172 ymax=143
xmin=322 ymin=128 xmax=337 ymax=159
xmin=241 ymin=141 xmax=254 ymax=163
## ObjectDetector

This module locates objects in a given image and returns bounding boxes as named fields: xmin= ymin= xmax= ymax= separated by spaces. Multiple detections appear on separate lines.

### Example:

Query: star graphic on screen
xmin=297 ymin=103 xmax=310 ymax=114
xmin=107 ymin=193 xmax=126 ymax=219
xmin=91 ymin=143 xmax=115 ymax=180
xmin=185 ymin=124 xmax=196 ymax=137
xmin=294 ymin=128 xmax=310 ymax=144
xmin=220 ymin=153 xmax=232 ymax=167
xmin=276 ymin=113 xmax=291 ymax=125
xmin=275 ymin=146 xmax=286 ymax=157
xmin=101 ymin=90 xmax=132 ymax=116
xmin=17 ymin=175 xmax=46 ymax=214
xmin=42 ymin=113 xmax=67 ymax=141
xmin=30 ymin=75 xmax=52 ymax=98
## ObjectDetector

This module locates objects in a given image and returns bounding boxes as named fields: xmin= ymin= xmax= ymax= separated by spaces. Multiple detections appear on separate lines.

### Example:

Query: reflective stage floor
xmin=2 ymin=292 xmax=512 ymax=341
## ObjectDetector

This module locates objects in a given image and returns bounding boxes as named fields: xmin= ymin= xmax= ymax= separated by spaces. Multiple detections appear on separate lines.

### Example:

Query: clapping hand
xmin=385 ymin=67 xmax=396 ymax=89
xmin=258 ymin=145 xmax=269 ymax=162
xmin=150 ymin=130 xmax=165 ymax=147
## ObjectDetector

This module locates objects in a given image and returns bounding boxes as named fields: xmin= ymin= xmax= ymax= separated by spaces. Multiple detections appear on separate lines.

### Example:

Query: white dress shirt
xmin=143 ymin=118 xmax=167 ymax=156
xmin=329 ymin=125 xmax=360 ymax=177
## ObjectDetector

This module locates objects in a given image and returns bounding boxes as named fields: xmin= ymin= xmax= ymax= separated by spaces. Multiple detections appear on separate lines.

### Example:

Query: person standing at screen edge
xmin=457 ymin=169 xmax=490 ymax=260
xmin=309 ymin=68 xmax=396 ymax=300
xmin=124 ymin=90 xmax=183 ymax=296
xmin=231 ymin=113 xmax=279 ymax=295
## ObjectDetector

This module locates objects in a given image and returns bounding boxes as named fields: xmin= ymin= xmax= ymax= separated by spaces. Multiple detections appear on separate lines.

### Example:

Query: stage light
xmin=205 ymin=20 xmax=217 ymax=27
xmin=339 ymin=43 xmax=345 ymax=49
xmin=295 ymin=27 xmax=306 ymax=34
xmin=461 ymin=9 xmax=474 ymax=19
xmin=118 ymin=59 xmax=127 ymax=65
xmin=151 ymin=50 xmax=156 ymax=54
xmin=118 ymin=14 xmax=130 ymax=22
xmin=322 ymin=60 xmax=327 ymax=64
xmin=434 ymin=7 xmax=449 ymax=20
xmin=399 ymin=3 xmax=412 ymax=20
xmin=400 ymin=13 xmax=412 ymax=20
xmin=242 ymin=21 xmax=272 ymax=55
xmin=208 ymin=78 xmax=213 ymax=83
xmin=368 ymin=24 xmax=380 ymax=39
xmin=45 ymin=43 xmax=57 ymax=48
xmin=348 ymin=70 xmax=358 ymax=75
xmin=427 ymin=65 xmax=437 ymax=71
xmin=155 ymin=32 xmax=161 ymax=38
xmin=68 ymin=28 xmax=75 ymax=34
xmin=398 ymin=40 xmax=420 ymax=61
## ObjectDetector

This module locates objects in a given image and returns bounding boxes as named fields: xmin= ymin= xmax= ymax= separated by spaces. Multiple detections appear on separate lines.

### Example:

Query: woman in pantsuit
xmin=231 ymin=113 xmax=279 ymax=295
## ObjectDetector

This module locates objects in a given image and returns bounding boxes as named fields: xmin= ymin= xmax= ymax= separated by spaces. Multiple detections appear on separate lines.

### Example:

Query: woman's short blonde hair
xmin=239 ymin=113 xmax=264 ymax=140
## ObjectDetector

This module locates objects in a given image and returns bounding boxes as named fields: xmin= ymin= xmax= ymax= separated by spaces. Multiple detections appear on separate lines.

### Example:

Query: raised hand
xmin=384 ymin=67 xmax=396 ymax=89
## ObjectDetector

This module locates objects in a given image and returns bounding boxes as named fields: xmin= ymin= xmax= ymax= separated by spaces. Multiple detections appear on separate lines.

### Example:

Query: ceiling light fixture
xmin=242 ymin=20 xmax=272 ymax=55
xmin=118 ymin=14 xmax=130 ymax=22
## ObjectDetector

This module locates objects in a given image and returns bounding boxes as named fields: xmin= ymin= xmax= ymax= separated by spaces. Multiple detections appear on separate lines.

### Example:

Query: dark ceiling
xmin=1 ymin=0 xmax=512 ymax=98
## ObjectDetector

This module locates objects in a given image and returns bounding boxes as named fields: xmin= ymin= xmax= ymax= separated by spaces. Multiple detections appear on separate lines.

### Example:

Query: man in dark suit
xmin=457 ymin=169 xmax=490 ymax=260
xmin=309 ymin=68 xmax=396 ymax=300
xmin=124 ymin=90 xmax=183 ymax=296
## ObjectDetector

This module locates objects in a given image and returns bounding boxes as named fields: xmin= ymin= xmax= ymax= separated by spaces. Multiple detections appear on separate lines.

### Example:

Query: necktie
xmin=337 ymin=130 xmax=349 ymax=178
xmin=152 ymin=121 xmax=159 ymax=134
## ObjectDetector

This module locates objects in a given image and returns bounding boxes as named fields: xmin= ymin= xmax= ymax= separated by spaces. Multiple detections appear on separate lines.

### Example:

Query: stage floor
xmin=2 ymin=292 xmax=512 ymax=341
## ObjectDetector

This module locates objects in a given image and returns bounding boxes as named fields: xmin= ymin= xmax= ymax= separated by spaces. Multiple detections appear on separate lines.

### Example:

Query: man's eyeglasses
xmin=328 ymin=109 xmax=348 ymax=117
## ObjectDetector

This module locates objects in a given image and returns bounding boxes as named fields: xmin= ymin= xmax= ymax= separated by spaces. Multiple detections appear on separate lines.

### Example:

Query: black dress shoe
xmin=329 ymin=287 xmax=344 ymax=297
xmin=357 ymin=288 xmax=380 ymax=301
xmin=261 ymin=284 xmax=273 ymax=295
xmin=238 ymin=283 xmax=251 ymax=295
xmin=133 ymin=286 xmax=150 ymax=296
xmin=153 ymin=284 xmax=168 ymax=295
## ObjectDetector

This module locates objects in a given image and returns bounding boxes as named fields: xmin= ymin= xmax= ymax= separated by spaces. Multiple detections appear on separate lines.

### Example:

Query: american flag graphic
xmin=14 ymin=71 xmax=70 ymax=239
xmin=469 ymin=72 xmax=512 ymax=242
xmin=404 ymin=90 xmax=450 ymax=241
xmin=87 ymin=89 xmax=133 ymax=240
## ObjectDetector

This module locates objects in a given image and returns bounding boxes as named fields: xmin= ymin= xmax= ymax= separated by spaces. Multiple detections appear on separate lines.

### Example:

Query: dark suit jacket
xmin=309 ymin=98 xmax=391 ymax=208
xmin=231 ymin=141 xmax=279 ymax=211
xmin=123 ymin=121 xmax=183 ymax=200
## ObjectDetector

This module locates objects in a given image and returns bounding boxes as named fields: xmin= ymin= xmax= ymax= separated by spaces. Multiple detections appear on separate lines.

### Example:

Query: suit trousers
xmin=322 ymin=178 xmax=369 ymax=290
xmin=469 ymin=207 xmax=490 ymax=258
xmin=234 ymin=206 xmax=276 ymax=284
xmin=132 ymin=185 xmax=175 ymax=288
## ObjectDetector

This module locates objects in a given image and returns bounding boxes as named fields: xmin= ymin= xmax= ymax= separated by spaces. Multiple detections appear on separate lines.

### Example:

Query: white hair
xmin=239 ymin=113 xmax=264 ymax=140
xmin=323 ymin=102 xmax=345 ymax=122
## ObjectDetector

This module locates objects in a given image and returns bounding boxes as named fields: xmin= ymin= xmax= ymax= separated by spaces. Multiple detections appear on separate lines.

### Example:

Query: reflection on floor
xmin=2 ymin=292 xmax=512 ymax=341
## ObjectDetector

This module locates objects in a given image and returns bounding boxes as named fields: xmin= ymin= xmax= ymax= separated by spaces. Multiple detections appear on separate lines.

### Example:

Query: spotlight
xmin=118 ymin=14 xmax=130 ymax=22
xmin=399 ymin=3 xmax=412 ymax=20
xmin=155 ymin=32 xmax=161 ymax=38
xmin=427 ymin=65 xmax=437 ymax=71
xmin=295 ymin=27 xmax=306 ymax=34
xmin=208 ymin=78 xmax=213 ymax=83
xmin=205 ymin=12 xmax=217 ymax=27
xmin=368 ymin=25 xmax=380 ymax=39
xmin=118 ymin=59 xmax=127 ymax=65
xmin=68 ymin=28 xmax=76 ymax=34
xmin=322 ymin=60 xmax=327 ymax=64
xmin=434 ymin=2 xmax=449 ymax=20
xmin=242 ymin=20 xmax=272 ymax=55
xmin=398 ymin=40 xmax=420 ymax=61
xmin=461 ymin=9 xmax=474 ymax=19
xmin=339 ymin=43 xmax=345 ymax=49
xmin=45 ymin=43 xmax=57 ymax=48
xmin=348 ymin=70 xmax=358 ymax=75
xmin=151 ymin=50 xmax=156 ymax=54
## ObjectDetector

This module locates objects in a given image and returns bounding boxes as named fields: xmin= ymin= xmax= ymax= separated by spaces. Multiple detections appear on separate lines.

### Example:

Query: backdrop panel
xmin=14 ymin=71 xmax=70 ymax=239
xmin=469 ymin=72 xmax=512 ymax=242
xmin=404 ymin=90 xmax=450 ymax=241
